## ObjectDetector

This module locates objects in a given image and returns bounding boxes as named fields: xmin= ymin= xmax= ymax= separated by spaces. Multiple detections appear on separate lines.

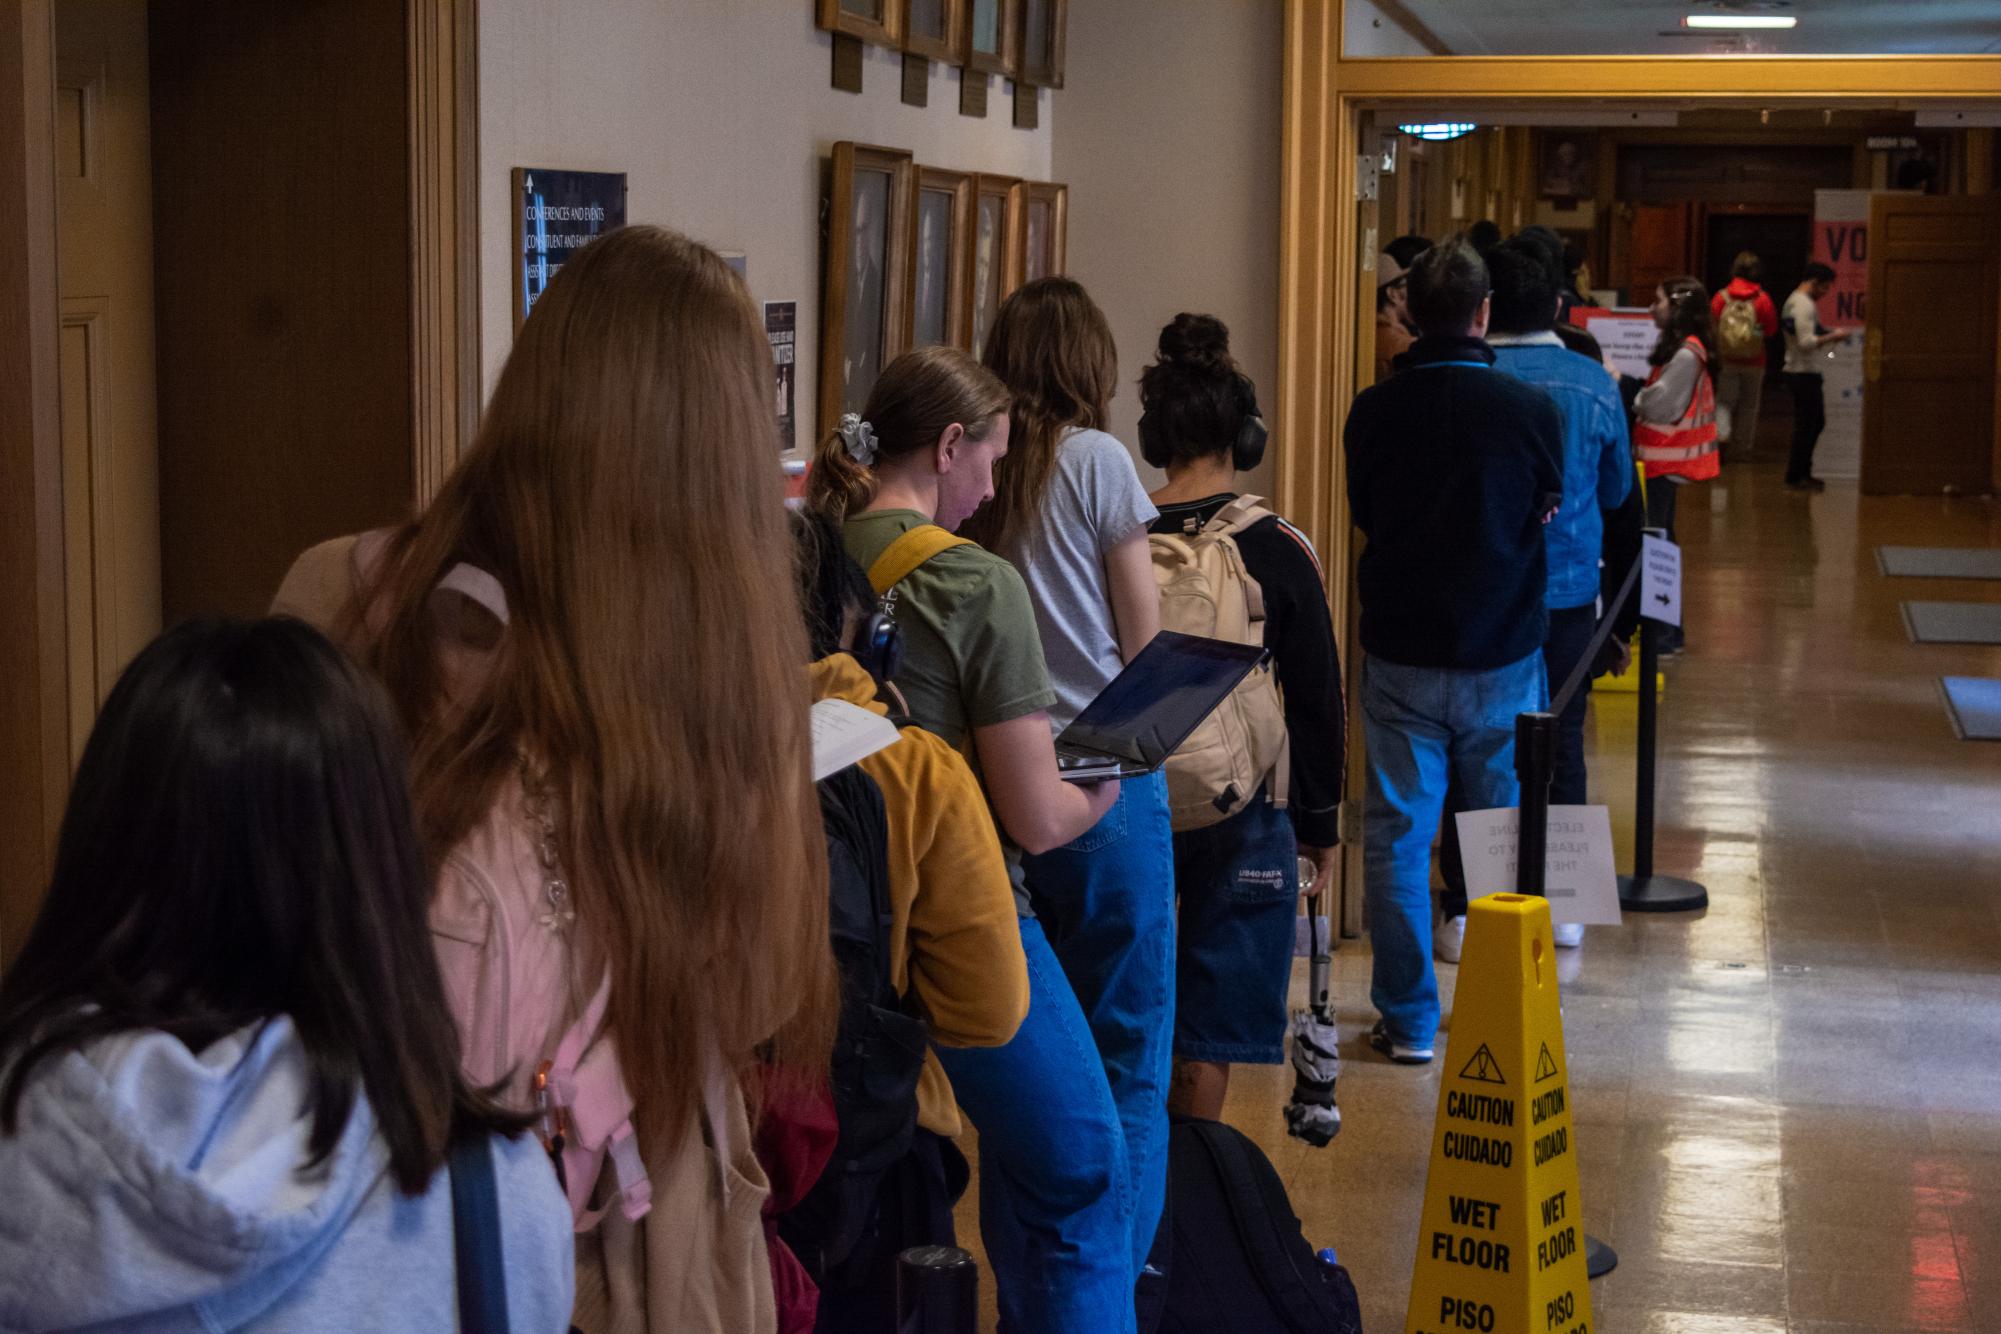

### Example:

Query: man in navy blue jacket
xmin=1344 ymin=237 xmax=1562 ymax=1064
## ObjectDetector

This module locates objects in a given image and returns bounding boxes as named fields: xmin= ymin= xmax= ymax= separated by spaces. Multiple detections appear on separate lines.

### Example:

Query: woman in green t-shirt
xmin=808 ymin=346 xmax=1140 ymax=1333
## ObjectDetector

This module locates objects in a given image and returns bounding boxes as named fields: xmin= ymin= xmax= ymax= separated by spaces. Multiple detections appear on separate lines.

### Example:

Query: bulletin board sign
xmin=514 ymin=168 xmax=628 ymax=328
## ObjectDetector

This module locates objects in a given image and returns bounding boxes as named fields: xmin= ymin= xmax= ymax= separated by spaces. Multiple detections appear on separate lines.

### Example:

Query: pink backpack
xmin=347 ymin=534 xmax=653 ymax=1229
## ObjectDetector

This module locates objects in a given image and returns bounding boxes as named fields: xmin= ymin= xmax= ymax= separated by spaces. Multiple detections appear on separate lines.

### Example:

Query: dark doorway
xmin=1706 ymin=211 xmax=1810 ymax=302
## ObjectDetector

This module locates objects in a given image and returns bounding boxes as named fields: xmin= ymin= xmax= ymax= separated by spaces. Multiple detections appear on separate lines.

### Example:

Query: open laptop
xmin=1055 ymin=631 xmax=1271 ymax=783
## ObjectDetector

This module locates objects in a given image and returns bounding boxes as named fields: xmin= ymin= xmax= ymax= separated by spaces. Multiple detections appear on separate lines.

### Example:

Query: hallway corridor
xmin=1245 ymin=459 xmax=2001 ymax=1332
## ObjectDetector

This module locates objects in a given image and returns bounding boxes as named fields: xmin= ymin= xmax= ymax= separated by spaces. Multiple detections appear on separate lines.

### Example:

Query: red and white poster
xmin=1809 ymin=190 xmax=1871 ymax=479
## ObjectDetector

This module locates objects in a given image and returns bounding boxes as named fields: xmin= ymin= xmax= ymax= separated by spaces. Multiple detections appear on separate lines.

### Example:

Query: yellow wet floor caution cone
xmin=1405 ymin=894 xmax=1593 ymax=1334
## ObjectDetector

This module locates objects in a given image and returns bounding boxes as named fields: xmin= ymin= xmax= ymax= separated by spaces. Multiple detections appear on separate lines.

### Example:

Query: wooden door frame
xmin=0 ymin=0 xmax=478 ymax=960
xmin=1279 ymin=0 xmax=2001 ymax=930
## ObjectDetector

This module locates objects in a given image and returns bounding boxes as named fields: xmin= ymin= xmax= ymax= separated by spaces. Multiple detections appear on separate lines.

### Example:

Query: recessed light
xmin=1685 ymin=14 xmax=1798 ymax=28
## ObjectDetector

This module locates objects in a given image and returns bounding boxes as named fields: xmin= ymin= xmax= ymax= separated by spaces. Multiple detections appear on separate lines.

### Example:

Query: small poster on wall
xmin=514 ymin=168 xmax=627 ymax=327
xmin=766 ymin=301 xmax=797 ymax=452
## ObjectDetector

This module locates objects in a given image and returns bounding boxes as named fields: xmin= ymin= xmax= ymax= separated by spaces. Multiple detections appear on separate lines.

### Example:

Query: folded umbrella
xmin=1285 ymin=887 xmax=1341 ymax=1147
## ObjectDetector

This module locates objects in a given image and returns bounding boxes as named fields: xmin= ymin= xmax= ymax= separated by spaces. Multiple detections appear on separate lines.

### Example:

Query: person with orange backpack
xmin=1141 ymin=314 xmax=1346 ymax=1124
xmin=1710 ymin=251 xmax=1781 ymax=460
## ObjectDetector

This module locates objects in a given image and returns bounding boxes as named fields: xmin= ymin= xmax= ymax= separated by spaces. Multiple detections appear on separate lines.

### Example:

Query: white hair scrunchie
xmin=838 ymin=413 xmax=878 ymax=467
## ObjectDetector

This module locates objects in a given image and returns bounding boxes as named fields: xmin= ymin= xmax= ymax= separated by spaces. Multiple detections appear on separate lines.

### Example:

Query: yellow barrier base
xmin=1405 ymin=895 xmax=1595 ymax=1334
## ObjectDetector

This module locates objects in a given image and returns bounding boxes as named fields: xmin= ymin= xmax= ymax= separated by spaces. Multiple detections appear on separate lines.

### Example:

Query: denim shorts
xmin=1171 ymin=790 xmax=1299 ymax=1064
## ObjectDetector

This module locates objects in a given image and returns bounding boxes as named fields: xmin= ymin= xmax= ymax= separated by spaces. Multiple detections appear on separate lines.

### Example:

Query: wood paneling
xmin=0 ymin=0 xmax=69 ymax=961
xmin=1617 ymin=143 xmax=1853 ymax=209
xmin=149 ymin=0 xmax=414 ymax=621
xmin=1861 ymin=192 xmax=2001 ymax=495
xmin=409 ymin=0 xmax=480 ymax=504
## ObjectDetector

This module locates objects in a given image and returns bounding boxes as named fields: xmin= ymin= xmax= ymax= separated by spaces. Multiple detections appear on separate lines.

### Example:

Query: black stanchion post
xmin=897 ymin=1245 xmax=979 ymax=1334
xmin=1618 ymin=529 xmax=1709 ymax=914
xmin=1513 ymin=708 xmax=1618 ymax=1279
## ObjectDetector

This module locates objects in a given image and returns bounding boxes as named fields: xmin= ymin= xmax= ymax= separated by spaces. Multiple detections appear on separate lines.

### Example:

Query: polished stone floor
xmin=957 ymin=456 xmax=2001 ymax=1331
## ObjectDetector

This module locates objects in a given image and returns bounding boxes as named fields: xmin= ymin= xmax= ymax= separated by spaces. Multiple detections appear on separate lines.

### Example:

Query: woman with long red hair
xmin=276 ymin=224 xmax=836 ymax=1333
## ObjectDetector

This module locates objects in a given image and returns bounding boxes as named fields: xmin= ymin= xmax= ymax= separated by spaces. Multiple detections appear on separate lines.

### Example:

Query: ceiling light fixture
xmin=1684 ymin=14 xmax=1798 ymax=28
xmin=1399 ymin=122 xmax=1478 ymax=141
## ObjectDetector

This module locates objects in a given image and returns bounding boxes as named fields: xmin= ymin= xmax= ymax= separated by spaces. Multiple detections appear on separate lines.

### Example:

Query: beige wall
xmin=477 ymin=0 xmax=1052 ymax=446
xmin=1053 ymin=0 xmax=1284 ymax=494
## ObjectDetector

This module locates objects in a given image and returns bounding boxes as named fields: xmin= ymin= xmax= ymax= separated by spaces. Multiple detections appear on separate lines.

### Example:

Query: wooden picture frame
xmin=911 ymin=167 xmax=974 ymax=350
xmin=1017 ymin=0 xmax=1066 ymax=89
xmin=817 ymin=0 xmax=904 ymax=49
xmin=1538 ymin=130 xmax=1597 ymax=201
xmin=960 ymin=0 xmax=1019 ymax=78
xmin=902 ymin=0 xmax=962 ymax=62
xmin=1017 ymin=180 xmax=1067 ymax=284
xmin=822 ymin=143 xmax=915 ymax=436
xmin=966 ymin=174 xmax=1021 ymax=353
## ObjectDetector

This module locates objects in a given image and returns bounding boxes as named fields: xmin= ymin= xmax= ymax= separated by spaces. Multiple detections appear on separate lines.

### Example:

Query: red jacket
xmin=1710 ymin=278 xmax=1780 ymax=366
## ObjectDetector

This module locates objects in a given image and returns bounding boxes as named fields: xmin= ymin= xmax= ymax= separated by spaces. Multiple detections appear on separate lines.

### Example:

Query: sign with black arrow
xmin=1640 ymin=532 xmax=1682 ymax=628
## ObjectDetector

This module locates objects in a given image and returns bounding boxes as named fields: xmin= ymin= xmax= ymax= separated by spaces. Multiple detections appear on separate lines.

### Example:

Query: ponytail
xmin=806 ymin=425 xmax=879 ymax=524
xmin=806 ymin=346 xmax=1011 ymax=525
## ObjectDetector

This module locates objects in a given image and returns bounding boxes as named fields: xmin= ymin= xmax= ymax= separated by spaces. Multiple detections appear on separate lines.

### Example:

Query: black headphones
xmin=850 ymin=609 xmax=903 ymax=685
xmin=1232 ymin=374 xmax=1269 ymax=472
xmin=1139 ymin=372 xmax=1268 ymax=473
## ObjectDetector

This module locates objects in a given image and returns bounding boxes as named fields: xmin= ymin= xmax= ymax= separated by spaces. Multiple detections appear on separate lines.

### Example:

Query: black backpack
xmin=1154 ymin=1117 xmax=1363 ymax=1334
xmin=779 ymin=763 xmax=931 ymax=1276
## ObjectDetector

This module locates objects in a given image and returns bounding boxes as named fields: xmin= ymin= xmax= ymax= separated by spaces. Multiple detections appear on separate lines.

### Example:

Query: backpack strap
xmin=1205 ymin=494 xmax=1273 ymax=538
xmin=867 ymin=525 xmax=973 ymax=596
xmin=449 ymin=1136 xmax=512 ymax=1333
xmin=1199 ymin=497 xmax=1272 ymax=624
xmin=544 ymin=974 xmax=653 ymax=1228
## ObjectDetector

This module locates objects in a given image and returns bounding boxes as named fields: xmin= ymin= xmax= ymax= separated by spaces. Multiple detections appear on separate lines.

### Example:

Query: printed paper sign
xmin=1453 ymin=805 xmax=1623 ymax=926
xmin=1581 ymin=309 xmax=1657 ymax=380
xmin=1640 ymin=532 xmax=1682 ymax=627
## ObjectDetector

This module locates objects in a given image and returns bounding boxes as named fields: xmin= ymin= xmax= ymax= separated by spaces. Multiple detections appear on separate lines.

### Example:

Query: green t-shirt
xmin=845 ymin=509 xmax=1058 ymax=918
xmin=843 ymin=509 xmax=1058 ymax=750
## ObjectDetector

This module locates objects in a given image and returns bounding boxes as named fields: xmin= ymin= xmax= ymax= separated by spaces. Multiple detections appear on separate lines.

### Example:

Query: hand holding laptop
xmin=1054 ymin=631 xmax=1271 ymax=784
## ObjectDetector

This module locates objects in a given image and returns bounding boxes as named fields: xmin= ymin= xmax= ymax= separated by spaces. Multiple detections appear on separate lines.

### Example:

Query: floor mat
xmin=1878 ymin=547 xmax=2001 ymax=580
xmin=1902 ymin=602 xmax=2001 ymax=644
xmin=1941 ymin=677 xmax=2001 ymax=740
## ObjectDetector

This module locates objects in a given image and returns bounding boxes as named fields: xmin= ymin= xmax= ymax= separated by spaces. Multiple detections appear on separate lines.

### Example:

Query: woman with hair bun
xmin=1141 ymin=313 xmax=1347 ymax=1122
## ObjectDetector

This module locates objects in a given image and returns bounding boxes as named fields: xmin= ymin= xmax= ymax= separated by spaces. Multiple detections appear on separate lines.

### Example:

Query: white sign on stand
xmin=1641 ymin=532 xmax=1682 ymax=627
xmin=1454 ymin=806 xmax=1624 ymax=926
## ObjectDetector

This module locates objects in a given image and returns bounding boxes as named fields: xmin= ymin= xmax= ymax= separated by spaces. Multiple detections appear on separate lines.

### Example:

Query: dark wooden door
xmin=149 ymin=0 xmax=414 ymax=620
xmin=1861 ymin=193 xmax=2001 ymax=495
xmin=1627 ymin=202 xmax=1697 ymax=304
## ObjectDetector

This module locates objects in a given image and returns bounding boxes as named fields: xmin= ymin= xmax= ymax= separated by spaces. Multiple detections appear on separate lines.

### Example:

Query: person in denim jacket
xmin=1474 ymin=241 xmax=1632 ymax=951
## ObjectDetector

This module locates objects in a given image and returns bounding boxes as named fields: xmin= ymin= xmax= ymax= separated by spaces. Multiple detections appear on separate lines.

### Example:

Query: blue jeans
xmin=1362 ymin=651 xmax=1547 ymax=1048
xmin=936 ymin=917 xmax=1135 ymax=1334
xmin=1023 ymin=770 xmax=1176 ymax=1282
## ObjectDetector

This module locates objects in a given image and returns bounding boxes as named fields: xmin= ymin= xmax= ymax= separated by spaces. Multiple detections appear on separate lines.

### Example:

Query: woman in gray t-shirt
xmin=968 ymin=277 xmax=1178 ymax=1284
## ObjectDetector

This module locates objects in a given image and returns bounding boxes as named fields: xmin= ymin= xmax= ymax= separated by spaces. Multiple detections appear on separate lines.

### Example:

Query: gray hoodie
xmin=0 ymin=1016 xmax=574 ymax=1332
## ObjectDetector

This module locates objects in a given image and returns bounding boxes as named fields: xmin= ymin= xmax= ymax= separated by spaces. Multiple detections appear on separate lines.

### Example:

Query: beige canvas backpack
xmin=1150 ymin=495 xmax=1290 ymax=831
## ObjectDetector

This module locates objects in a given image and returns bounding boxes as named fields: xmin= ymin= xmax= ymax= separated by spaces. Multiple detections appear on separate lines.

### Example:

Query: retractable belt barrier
xmin=897 ymin=1246 xmax=979 ymax=1334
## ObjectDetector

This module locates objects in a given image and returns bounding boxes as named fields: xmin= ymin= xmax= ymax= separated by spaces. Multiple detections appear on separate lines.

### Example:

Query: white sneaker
xmin=1553 ymin=922 xmax=1585 ymax=949
xmin=1435 ymin=915 xmax=1466 ymax=964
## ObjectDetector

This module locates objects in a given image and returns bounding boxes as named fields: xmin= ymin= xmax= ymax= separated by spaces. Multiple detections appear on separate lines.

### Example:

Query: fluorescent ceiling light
xmin=1399 ymin=122 xmax=1477 ymax=141
xmin=1684 ymin=14 xmax=1798 ymax=28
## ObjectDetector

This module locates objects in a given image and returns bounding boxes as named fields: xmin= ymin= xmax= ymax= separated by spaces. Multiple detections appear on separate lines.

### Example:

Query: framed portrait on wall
xmin=817 ymin=0 xmax=904 ymax=49
xmin=966 ymin=174 xmax=1021 ymax=353
xmin=902 ymin=0 xmax=962 ymax=62
xmin=1538 ymin=131 xmax=1596 ymax=200
xmin=961 ymin=0 xmax=1018 ymax=77
xmin=1017 ymin=0 xmax=1065 ymax=88
xmin=822 ymin=142 xmax=914 ymax=435
xmin=912 ymin=167 xmax=973 ymax=350
xmin=1018 ymin=181 xmax=1067 ymax=284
